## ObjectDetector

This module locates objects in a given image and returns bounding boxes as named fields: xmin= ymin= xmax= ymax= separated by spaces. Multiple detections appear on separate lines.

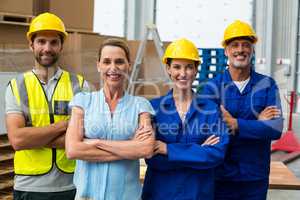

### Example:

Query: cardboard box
xmin=33 ymin=0 xmax=49 ymax=15
xmin=0 ymin=28 xmax=121 ymax=89
xmin=0 ymin=23 xmax=34 ymax=72
xmin=0 ymin=44 xmax=33 ymax=72
xmin=59 ymin=32 xmax=104 ymax=87
xmin=48 ymin=0 xmax=94 ymax=31
xmin=0 ymin=27 xmax=171 ymax=96
xmin=0 ymin=0 xmax=34 ymax=16
xmin=0 ymin=24 xmax=28 ymax=44
xmin=0 ymin=0 xmax=94 ymax=30
xmin=0 ymin=24 xmax=101 ymax=75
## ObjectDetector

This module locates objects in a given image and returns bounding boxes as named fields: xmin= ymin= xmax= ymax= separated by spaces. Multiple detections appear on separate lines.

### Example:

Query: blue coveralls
xmin=202 ymin=69 xmax=284 ymax=200
xmin=142 ymin=90 xmax=229 ymax=200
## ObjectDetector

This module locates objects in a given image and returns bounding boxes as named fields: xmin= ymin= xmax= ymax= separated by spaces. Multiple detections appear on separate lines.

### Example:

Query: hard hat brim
xmin=26 ymin=29 xmax=68 ymax=41
xmin=162 ymin=56 xmax=201 ymax=64
xmin=222 ymin=36 xmax=258 ymax=47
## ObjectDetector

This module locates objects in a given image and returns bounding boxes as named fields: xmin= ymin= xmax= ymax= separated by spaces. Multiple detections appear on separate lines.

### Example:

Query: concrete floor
xmin=267 ymin=113 xmax=300 ymax=199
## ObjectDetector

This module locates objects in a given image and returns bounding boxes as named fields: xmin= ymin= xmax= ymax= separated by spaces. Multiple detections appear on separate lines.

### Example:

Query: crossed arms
xmin=65 ymin=106 xmax=155 ymax=162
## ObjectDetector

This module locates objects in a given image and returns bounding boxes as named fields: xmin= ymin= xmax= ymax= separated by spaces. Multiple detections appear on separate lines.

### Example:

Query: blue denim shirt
xmin=201 ymin=69 xmax=284 ymax=181
xmin=142 ymin=90 xmax=229 ymax=200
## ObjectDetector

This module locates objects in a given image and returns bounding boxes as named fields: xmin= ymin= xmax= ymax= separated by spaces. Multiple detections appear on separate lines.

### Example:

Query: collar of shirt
xmin=223 ymin=68 xmax=260 ymax=86
xmin=161 ymin=89 xmax=205 ymax=106
xmin=32 ymin=67 xmax=63 ymax=85
xmin=160 ymin=89 xmax=207 ymax=123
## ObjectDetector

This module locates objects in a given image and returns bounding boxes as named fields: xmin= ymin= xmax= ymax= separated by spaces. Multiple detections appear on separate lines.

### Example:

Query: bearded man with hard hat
xmin=5 ymin=12 xmax=88 ymax=200
xmin=202 ymin=20 xmax=283 ymax=200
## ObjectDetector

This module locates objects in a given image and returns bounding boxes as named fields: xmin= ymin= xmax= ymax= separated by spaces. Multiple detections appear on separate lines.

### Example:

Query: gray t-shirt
xmin=5 ymin=68 xmax=90 ymax=192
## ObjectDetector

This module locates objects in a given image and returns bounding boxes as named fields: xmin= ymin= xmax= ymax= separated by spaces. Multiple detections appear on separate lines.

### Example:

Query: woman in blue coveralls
xmin=65 ymin=38 xmax=155 ymax=200
xmin=202 ymin=20 xmax=284 ymax=200
xmin=142 ymin=38 xmax=229 ymax=200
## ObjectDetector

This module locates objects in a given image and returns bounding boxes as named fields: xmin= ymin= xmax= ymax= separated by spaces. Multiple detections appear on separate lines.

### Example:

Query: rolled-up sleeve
xmin=5 ymin=83 xmax=22 ymax=114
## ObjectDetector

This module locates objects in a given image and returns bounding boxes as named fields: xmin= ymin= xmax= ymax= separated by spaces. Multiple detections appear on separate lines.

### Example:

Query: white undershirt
xmin=233 ymin=77 xmax=250 ymax=93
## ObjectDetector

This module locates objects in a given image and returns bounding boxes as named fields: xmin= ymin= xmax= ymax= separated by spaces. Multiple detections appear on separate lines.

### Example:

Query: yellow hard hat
xmin=222 ymin=20 xmax=258 ymax=47
xmin=162 ymin=38 xmax=200 ymax=64
xmin=27 ymin=12 xmax=68 ymax=41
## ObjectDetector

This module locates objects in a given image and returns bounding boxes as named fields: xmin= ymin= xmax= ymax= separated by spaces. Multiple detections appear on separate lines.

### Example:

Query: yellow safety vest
xmin=9 ymin=70 xmax=84 ymax=175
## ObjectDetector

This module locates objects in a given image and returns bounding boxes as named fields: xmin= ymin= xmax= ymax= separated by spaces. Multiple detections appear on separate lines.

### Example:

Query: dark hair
xmin=166 ymin=58 xmax=200 ymax=68
xmin=98 ymin=38 xmax=130 ymax=62
xmin=31 ymin=33 xmax=64 ymax=44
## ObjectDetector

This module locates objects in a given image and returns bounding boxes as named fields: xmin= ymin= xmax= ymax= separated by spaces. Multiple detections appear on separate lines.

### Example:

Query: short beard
xmin=232 ymin=60 xmax=249 ymax=69
xmin=231 ymin=52 xmax=252 ymax=69
xmin=35 ymin=54 xmax=59 ymax=68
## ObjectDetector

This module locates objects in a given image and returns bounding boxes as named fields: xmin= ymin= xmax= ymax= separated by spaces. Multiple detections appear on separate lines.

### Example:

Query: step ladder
xmin=127 ymin=24 xmax=170 ymax=95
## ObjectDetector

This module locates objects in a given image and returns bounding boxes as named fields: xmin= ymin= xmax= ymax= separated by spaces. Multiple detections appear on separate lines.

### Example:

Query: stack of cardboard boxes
xmin=0 ymin=0 xmax=101 ymax=85
xmin=0 ymin=0 xmax=94 ymax=30
xmin=0 ymin=0 xmax=171 ymax=97
xmin=0 ymin=0 xmax=35 ymax=16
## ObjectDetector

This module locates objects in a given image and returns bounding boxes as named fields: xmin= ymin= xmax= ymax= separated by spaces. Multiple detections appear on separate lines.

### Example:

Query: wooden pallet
xmin=0 ymin=134 xmax=14 ymax=198
xmin=0 ymin=179 xmax=13 ymax=190
xmin=0 ymin=191 xmax=13 ymax=200
xmin=269 ymin=161 xmax=300 ymax=190
xmin=0 ymin=136 xmax=11 ymax=149
xmin=0 ymin=151 xmax=14 ymax=162
xmin=0 ymin=189 xmax=13 ymax=200
xmin=0 ymin=12 xmax=33 ymax=24
xmin=67 ymin=28 xmax=96 ymax=35
xmin=271 ymin=151 xmax=300 ymax=164
xmin=0 ymin=142 xmax=11 ymax=148
xmin=1 ymin=195 xmax=13 ymax=200
xmin=0 ymin=165 xmax=14 ymax=176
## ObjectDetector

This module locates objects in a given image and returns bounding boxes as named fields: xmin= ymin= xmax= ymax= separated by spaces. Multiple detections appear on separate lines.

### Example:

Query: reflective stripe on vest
xmin=10 ymin=70 xmax=83 ymax=175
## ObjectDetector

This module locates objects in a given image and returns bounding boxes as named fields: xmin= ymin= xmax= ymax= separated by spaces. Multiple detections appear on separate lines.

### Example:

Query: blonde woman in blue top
xmin=66 ymin=38 xmax=155 ymax=200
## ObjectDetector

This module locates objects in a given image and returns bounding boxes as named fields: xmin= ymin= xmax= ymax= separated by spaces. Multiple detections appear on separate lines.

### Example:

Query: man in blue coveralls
xmin=202 ymin=20 xmax=284 ymax=200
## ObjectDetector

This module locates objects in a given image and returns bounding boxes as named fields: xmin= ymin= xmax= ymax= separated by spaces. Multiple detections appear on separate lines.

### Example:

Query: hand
xmin=133 ymin=126 xmax=153 ymax=141
xmin=47 ymin=134 xmax=66 ymax=149
xmin=154 ymin=140 xmax=167 ymax=155
xmin=258 ymin=106 xmax=281 ymax=120
xmin=55 ymin=120 xmax=68 ymax=133
xmin=220 ymin=105 xmax=238 ymax=135
xmin=201 ymin=135 xmax=220 ymax=146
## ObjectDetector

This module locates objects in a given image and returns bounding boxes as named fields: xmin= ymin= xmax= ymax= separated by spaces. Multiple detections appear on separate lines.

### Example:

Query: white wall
xmin=156 ymin=0 xmax=254 ymax=48
xmin=93 ymin=0 xmax=253 ymax=47
xmin=93 ymin=0 xmax=125 ymax=37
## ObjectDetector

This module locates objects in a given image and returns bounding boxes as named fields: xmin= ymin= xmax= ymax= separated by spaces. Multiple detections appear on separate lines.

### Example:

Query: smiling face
xmin=225 ymin=38 xmax=254 ymax=69
xmin=97 ymin=45 xmax=130 ymax=90
xmin=30 ymin=31 xmax=63 ymax=68
xmin=167 ymin=58 xmax=198 ymax=91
